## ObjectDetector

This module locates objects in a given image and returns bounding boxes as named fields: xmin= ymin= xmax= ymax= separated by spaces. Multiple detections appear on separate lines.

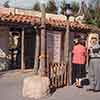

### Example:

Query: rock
xmin=22 ymin=75 xmax=50 ymax=99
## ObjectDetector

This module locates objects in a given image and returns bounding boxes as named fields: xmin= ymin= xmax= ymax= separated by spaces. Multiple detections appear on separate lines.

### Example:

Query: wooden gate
xmin=46 ymin=31 xmax=68 ymax=88
xmin=47 ymin=63 xmax=67 ymax=88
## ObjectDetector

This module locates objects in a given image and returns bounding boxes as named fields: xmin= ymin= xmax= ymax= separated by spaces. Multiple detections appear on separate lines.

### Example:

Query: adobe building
xmin=0 ymin=7 xmax=99 ymax=87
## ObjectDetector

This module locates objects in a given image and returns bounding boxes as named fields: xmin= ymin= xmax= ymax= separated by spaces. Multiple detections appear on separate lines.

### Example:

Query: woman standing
xmin=72 ymin=38 xmax=87 ymax=87
xmin=87 ymin=36 xmax=100 ymax=92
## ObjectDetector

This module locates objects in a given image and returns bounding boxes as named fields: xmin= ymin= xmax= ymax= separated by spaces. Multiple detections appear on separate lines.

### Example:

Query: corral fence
xmin=47 ymin=63 xmax=68 ymax=88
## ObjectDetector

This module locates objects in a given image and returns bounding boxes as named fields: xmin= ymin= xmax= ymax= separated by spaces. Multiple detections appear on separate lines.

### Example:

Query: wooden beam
xmin=0 ymin=21 xmax=33 ymax=28
xmin=39 ymin=3 xmax=46 ymax=76
xmin=64 ymin=19 xmax=71 ymax=86
xmin=33 ymin=30 xmax=40 ymax=74
xmin=21 ymin=28 xmax=25 ymax=71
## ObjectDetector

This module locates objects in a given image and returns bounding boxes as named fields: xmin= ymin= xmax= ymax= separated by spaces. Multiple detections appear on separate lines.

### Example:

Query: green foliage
xmin=32 ymin=2 xmax=40 ymax=11
xmin=31 ymin=0 xmax=100 ymax=28
xmin=3 ymin=0 xmax=10 ymax=8
xmin=46 ymin=0 xmax=57 ymax=14
xmin=60 ymin=0 xmax=66 ymax=14
xmin=85 ymin=19 xmax=97 ymax=25
xmin=32 ymin=0 xmax=57 ymax=14
xmin=60 ymin=0 xmax=79 ymax=15
xmin=85 ymin=0 xmax=100 ymax=28
xmin=72 ymin=1 xmax=79 ymax=16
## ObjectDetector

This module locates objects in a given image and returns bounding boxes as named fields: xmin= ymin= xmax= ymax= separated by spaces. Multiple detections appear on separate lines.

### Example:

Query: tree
xmin=46 ymin=0 xmax=57 ymax=14
xmin=60 ymin=0 xmax=79 ymax=15
xmin=3 ymin=0 xmax=10 ymax=8
xmin=60 ymin=0 xmax=66 ymax=14
xmin=85 ymin=0 xmax=100 ymax=28
xmin=72 ymin=1 xmax=79 ymax=16
xmin=95 ymin=0 xmax=100 ymax=27
xmin=32 ymin=2 xmax=40 ymax=11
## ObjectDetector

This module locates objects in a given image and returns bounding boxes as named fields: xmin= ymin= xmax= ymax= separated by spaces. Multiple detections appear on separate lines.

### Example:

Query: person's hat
xmin=91 ymin=37 xmax=97 ymax=40
xmin=90 ymin=33 xmax=98 ymax=39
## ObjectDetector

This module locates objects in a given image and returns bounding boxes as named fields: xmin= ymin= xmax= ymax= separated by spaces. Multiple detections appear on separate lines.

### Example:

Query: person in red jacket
xmin=72 ymin=38 xmax=87 ymax=88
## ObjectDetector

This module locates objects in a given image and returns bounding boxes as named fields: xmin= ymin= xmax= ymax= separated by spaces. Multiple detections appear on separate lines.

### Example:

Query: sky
xmin=0 ymin=0 xmax=92 ymax=9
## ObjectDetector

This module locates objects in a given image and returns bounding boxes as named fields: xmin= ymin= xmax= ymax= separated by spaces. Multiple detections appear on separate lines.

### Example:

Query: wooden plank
xmin=21 ymin=28 xmax=25 ymax=71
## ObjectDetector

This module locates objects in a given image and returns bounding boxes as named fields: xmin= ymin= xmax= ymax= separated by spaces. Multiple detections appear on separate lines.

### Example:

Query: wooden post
xmin=33 ymin=30 xmax=40 ymax=74
xmin=21 ymin=28 xmax=25 ymax=71
xmin=64 ymin=18 xmax=71 ymax=86
xmin=9 ymin=31 xmax=14 ymax=68
xmin=39 ymin=3 xmax=46 ymax=76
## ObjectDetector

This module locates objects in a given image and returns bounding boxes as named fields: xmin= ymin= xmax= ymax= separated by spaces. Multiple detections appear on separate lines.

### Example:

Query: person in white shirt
xmin=87 ymin=37 xmax=100 ymax=92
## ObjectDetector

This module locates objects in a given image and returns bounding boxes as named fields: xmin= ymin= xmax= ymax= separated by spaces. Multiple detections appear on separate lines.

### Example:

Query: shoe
xmin=75 ymin=80 xmax=83 ymax=88
xmin=76 ymin=85 xmax=83 ymax=88
xmin=93 ymin=90 xmax=100 ymax=92
xmin=86 ymin=89 xmax=94 ymax=92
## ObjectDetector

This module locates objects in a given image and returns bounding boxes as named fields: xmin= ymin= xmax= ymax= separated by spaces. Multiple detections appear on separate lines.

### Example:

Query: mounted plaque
xmin=47 ymin=31 xmax=61 ymax=63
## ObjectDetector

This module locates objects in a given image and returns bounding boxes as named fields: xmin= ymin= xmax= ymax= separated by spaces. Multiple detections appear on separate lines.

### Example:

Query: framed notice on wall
xmin=47 ymin=31 xmax=62 ymax=63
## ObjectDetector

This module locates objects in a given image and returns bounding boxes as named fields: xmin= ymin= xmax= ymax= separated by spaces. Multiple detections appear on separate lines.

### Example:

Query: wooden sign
xmin=47 ymin=31 xmax=61 ymax=63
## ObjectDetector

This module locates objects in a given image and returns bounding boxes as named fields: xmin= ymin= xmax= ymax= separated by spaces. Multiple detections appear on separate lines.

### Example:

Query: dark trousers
xmin=72 ymin=63 xmax=86 ymax=84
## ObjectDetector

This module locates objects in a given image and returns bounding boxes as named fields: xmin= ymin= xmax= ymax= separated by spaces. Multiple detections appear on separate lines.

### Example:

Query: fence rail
xmin=47 ymin=63 xmax=68 ymax=88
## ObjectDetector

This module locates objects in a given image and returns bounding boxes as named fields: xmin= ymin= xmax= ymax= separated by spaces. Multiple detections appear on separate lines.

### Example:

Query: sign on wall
xmin=47 ymin=31 xmax=61 ymax=63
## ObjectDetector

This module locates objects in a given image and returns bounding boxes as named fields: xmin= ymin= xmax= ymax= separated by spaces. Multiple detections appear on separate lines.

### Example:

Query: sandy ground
xmin=0 ymin=70 xmax=100 ymax=100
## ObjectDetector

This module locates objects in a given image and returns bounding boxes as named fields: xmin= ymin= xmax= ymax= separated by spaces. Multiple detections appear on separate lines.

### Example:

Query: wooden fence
xmin=47 ymin=63 xmax=68 ymax=88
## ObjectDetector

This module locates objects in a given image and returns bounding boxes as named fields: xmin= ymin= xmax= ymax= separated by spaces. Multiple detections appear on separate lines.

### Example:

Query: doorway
xmin=8 ymin=28 xmax=36 ymax=70
xmin=24 ymin=28 xmax=36 ymax=69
